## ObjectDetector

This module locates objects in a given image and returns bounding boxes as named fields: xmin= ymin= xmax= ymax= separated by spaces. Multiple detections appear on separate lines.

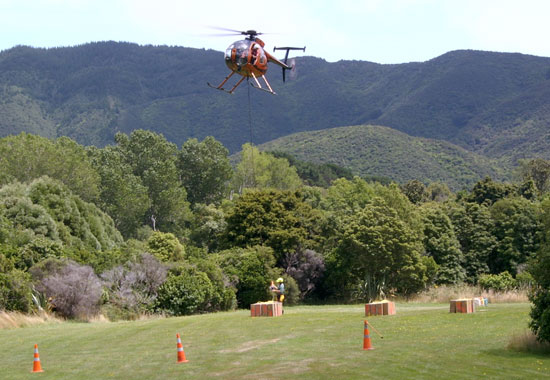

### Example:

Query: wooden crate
xmin=450 ymin=298 xmax=475 ymax=313
xmin=365 ymin=300 xmax=396 ymax=316
xmin=250 ymin=301 xmax=283 ymax=317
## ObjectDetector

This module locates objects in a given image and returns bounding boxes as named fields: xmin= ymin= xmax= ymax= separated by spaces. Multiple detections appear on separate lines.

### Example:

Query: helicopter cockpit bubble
xmin=225 ymin=40 xmax=251 ymax=67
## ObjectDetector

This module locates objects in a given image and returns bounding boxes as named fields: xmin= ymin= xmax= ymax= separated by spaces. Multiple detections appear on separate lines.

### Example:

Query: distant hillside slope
xmin=1 ymin=42 xmax=550 ymax=164
xmin=259 ymin=125 xmax=509 ymax=190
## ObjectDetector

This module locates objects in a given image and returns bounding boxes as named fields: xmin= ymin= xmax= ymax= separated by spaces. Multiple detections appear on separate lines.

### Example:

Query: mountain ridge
xmin=1 ymin=42 xmax=550 ymax=187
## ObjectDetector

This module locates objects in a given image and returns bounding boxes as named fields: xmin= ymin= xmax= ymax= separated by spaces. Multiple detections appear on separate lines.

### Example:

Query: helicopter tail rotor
xmin=289 ymin=58 xmax=298 ymax=80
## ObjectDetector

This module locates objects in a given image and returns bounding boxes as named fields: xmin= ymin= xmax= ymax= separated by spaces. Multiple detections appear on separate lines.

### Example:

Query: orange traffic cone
xmin=363 ymin=320 xmax=374 ymax=350
xmin=32 ymin=344 xmax=44 ymax=373
xmin=176 ymin=333 xmax=189 ymax=363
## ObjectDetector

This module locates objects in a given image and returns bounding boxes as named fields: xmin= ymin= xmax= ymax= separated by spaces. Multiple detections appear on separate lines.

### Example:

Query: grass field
xmin=1 ymin=303 xmax=549 ymax=379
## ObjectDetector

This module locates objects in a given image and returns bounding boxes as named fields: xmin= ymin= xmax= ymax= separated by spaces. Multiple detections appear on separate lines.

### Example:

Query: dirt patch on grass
xmin=219 ymin=338 xmax=281 ymax=353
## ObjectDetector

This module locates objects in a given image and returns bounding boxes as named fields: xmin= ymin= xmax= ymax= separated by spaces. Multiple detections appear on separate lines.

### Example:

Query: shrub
xmin=0 ymin=270 xmax=33 ymax=312
xmin=478 ymin=271 xmax=517 ymax=292
xmin=37 ymin=261 xmax=102 ymax=319
xmin=101 ymin=253 xmax=167 ymax=319
xmin=147 ymin=231 xmax=185 ymax=262
xmin=281 ymin=275 xmax=300 ymax=306
xmin=154 ymin=266 xmax=214 ymax=316
xmin=192 ymin=257 xmax=236 ymax=312
xmin=15 ymin=237 xmax=64 ymax=270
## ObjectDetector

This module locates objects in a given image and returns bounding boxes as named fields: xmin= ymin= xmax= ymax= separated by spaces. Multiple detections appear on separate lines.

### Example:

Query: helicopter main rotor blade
xmin=207 ymin=26 xmax=245 ymax=34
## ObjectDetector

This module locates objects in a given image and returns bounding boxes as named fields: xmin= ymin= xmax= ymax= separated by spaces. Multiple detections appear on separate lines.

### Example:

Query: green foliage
xmin=401 ymin=180 xmax=427 ymax=204
xmin=0 ymin=178 xmax=123 ymax=272
xmin=0 ymin=269 xmax=33 ymax=312
xmin=26 ymin=176 xmax=123 ymax=250
xmin=519 ymin=158 xmax=550 ymax=194
xmin=218 ymin=246 xmax=280 ymax=308
xmin=478 ymin=271 xmax=517 ymax=292
xmin=87 ymin=145 xmax=151 ymax=238
xmin=0 ymin=133 xmax=100 ymax=202
xmin=328 ymin=198 xmax=428 ymax=300
xmin=154 ymin=266 xmax=214 ymax=316
xmin=322 ymin=176 xmax=377 ymax=214
xmin=530 ymin=197 xmax=550 ymax=343
xmin=488 ymin=197 xmax=541 ymax=275
xmin=468 ymin=177 xmax=517 ymax=205
xmin=421 ymin=203 xmax=465 ymax=284
xmin=268 ymin=151 xmax=354 ymax=187
xmin=425 ymin=182 xmax=453 ymax=202
xmin=190 ymin=256 xmax=237 ymax=311
xmin=445 ymin=200 xmax=495 ymax=282
xmin=260 ymin=125 xmax=508 ymax=191
xmin=188 ymin=203 xmax=227 ymax=252
xmin=114 ymin=130 xmax=191 ymax=235
xmin=233 ymin=144 xmax=302 ymax=192
xmin=224 ymin=189 xmax=324 ymax=261
xmin=177 ymin=136 xmax=233 ymax=205
xmin=146 ymin=231 xmax=185 ymax=262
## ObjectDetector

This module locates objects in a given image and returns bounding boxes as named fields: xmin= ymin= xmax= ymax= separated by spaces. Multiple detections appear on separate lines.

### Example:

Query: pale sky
xmin=1 ymin=0 xmax=550 ymax=63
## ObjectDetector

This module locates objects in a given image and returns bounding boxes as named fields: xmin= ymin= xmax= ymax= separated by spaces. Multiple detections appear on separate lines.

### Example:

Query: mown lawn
xmin=0 ymin=303 xmax=548 ymax=379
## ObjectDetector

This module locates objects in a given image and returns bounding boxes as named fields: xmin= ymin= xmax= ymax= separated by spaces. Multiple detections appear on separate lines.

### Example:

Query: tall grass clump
xmin=410 ymin=284 xmax=528 ymax=303
xmin=0 ymin=311 xmax=60 ymax=329
xmin=508 ymin=330 xmax=550 ymax=354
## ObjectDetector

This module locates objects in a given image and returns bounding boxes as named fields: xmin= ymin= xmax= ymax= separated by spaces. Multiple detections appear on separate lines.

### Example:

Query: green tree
xmin=0 ymin=133 xmax=100 ymax=202
xmin=268 ymin=151 xmax=354 ymax=187
xmin=401 ymin=179 xmax=427 ymax=204
xmin=426 ymin=182 xmax=453 ymax=202
xmin=421 ymin=203 xmax=465 ymax=284
xmin=146 ymin=231 xmax=185 ymax=262
xmin=446 ymin=200 xmax=495 ymax=282
xmin=468 ymin=177 xmax=516 ymax=206
xmin=322 ymin=177 xmax=376 ymax=215
xmin=232 ymin=144 xmax=302 ymax=192
xmin=530 ymin=196 xmax=550 ymax=343
xmin=177 ymin=136 xmax=233 ymax=205
xmin=87 ymin=146 xmax=151 ymax=238
xmin=489 ymin=197 xmax=541 ymax=275
xmin=114 ymin=130 xmax=191 ymax=234
xmin=188 ymin=203 xmax=227 ymax=252
xmin=223 ymin=189 xmax=324 ymax=261
xmin=519 ymin=158 xmax=550 ymax=194
xmin=327 ymin=198 xmax=428 ymax=300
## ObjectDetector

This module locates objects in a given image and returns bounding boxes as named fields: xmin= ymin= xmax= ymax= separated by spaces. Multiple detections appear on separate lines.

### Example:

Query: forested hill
xmin=259 ymin=125 xmax=508 ymax=190
xmin=1 ymin=42 xmax=550 ymax=164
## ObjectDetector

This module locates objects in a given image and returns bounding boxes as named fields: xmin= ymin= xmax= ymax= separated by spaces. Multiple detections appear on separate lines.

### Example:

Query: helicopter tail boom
xmin=272 ymin=46 xmax=306 ymax=82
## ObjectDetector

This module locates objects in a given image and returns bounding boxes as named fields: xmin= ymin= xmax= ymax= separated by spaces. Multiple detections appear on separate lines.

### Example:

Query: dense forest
xmin=1 ymin=131 xmax=550 ymax=343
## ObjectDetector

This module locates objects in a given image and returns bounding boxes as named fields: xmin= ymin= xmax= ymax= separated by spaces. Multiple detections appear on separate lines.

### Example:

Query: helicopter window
xmin=224 ymin=44 xmax=235 ymax=59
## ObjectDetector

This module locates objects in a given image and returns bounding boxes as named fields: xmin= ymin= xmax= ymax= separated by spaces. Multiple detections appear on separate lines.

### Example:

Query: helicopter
xmin=207 ymin=28 xmax=305 ymax=95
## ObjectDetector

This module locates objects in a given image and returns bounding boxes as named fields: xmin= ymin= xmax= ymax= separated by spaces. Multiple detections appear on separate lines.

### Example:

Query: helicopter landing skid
xmin=207 ymin=71 xmax=247 ymax=94
xmin=207 ymin=82 xmax=235 ymax=94
xmin=249 ymin=73 xmax=277 ymax=95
